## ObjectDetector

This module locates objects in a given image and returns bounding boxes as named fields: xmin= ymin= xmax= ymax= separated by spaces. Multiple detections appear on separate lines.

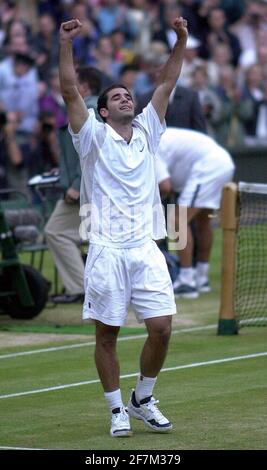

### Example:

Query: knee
xmin=95 ymin=324 xmax=120 ymax=352
xmin=97 ymin=335 xmax=117 ymax=352
xmin=148 ymin=318 xmax=172 ymax=345
xmin=44 ymin=222 xmax=59 ymax=240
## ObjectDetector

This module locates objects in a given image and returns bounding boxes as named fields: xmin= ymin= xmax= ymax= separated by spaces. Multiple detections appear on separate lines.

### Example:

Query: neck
xmin=107 ymin=118 xmax=133 ymax=143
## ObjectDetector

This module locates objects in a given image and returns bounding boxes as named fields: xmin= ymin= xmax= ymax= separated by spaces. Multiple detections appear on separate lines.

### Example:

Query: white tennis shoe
xmin=110 ymin=406 xmax=132 ymax=437
xmin=127 ymin=391 xmax=172 ymax=432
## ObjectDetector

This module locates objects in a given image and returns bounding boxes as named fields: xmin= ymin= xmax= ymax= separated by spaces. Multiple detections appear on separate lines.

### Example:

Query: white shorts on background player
xmin=155 ymin=128 xmax=235 ymax=209
xmin=69 ymin=103 xmax=175 ymax=324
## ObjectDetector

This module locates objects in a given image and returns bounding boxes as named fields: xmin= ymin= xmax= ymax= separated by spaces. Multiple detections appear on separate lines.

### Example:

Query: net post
xmin=218 ymin=183 xmax=238 ymax=335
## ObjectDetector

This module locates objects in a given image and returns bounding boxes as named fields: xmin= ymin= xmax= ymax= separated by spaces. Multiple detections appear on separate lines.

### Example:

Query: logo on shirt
xmin=139 ymin=144 xmax=145 ymax=152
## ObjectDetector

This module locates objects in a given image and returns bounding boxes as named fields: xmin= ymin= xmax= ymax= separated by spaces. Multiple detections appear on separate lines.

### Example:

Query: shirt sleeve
xmin=134 ymin=102 xmax=166 ymax=155
xmin=68 ymin=108 xmax=97 ymax=159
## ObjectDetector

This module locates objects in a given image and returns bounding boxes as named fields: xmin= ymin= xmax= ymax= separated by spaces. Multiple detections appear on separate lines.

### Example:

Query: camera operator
xmin=31 ymin=111 xmax=60 ymax=175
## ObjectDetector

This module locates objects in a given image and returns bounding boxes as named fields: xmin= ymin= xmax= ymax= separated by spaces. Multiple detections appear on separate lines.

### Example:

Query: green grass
xmin=0 ymin=229 xmax=267 ymax=450
xmin=0 ymin=329 xmax=266 ymax=450
xmin=0 ymin=229 xmax=223 ymax=334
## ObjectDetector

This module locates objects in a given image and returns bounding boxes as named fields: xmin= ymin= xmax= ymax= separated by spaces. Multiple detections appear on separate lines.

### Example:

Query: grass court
xmin=0 ymin=229 xmax=266 ymax=450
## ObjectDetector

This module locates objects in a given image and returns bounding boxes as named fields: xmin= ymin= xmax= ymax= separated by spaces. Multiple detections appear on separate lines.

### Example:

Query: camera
xmin=0 ymin=111 xmax=7 ymax=128
xmin=41 ymin=122 xmax=54 ymax=133
xmin=249 ymin=12 xmax=261 ymax=24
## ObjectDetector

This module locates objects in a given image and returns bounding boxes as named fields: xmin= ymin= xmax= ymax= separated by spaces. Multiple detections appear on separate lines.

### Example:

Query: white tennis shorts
xmin=179 ymin=155 xmax=235 ymax=209
xmin=83 ymin=240 xmax=176 ymax=326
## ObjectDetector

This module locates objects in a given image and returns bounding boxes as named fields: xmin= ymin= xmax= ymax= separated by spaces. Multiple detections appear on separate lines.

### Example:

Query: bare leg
xmin=127 ymin=316 xmax=173 ymax=431
xmin=175 ymin=206 xmax=201 ymax=267
xmin=94 ymin=320 xmax=120 ymax=392
xmin=140 ymin=316 xmax=172 ymax=377
xmin=195 ymin=209 xmax=213 ymax=262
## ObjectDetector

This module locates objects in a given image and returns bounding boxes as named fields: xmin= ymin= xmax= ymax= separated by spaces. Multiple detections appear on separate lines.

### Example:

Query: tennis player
xmin=156 ymin=127 xmax=235 ymax=298
xmin=59 ymin=17 xmax=188 ymax=437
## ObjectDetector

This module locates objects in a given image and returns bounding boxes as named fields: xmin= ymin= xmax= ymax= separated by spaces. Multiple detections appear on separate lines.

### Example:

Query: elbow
xmin=159 ymin=179 xmax=172 ymax=200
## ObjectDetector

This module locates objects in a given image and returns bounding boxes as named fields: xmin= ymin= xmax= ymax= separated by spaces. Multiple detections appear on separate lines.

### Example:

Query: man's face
xmin=14 ymin=62 xmax=30 ymax=77
xmin=102 ymin=88 xmax=134 ymax=123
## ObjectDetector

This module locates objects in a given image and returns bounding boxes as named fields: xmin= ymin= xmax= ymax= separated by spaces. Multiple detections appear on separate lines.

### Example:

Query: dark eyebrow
xmin=110 ymin=92 xmax=133 ymax=101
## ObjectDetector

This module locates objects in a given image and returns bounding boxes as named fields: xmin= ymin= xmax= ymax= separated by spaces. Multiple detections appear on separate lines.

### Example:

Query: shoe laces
xmin=145 ymin=398 xmax=165 ymax=421
xmin=112 ymin=407 xmax=128 ymax=424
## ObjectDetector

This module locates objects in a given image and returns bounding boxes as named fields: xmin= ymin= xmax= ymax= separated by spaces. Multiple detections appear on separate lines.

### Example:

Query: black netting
xmin=235 ymin=188 xmax=267 ymax=327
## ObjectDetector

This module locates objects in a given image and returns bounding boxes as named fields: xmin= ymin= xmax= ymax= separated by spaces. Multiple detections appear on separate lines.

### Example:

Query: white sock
xmin=135 ymin=375 xmax=157 ymax=403
xmin=104 ymin=389 xmax=123 ymax=413
xmin=179 ymin=267 xmax=196 ymax=285
xmin=196 ymin=262 xmax=209 ymax=278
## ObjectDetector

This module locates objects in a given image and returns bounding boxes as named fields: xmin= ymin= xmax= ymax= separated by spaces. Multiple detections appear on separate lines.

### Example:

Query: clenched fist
xmin=172 ymin=17 xmax=188 ymax=42
xmin=60 ymin=19 xmax=82 ymax=41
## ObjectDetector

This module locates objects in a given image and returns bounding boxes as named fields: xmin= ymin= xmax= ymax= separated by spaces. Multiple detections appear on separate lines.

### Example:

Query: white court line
xmin=0 ymin=445 xmax=46 ymax=450
xmin=0 ymin=351 xmax=266 ymax=400
xmin=0 ymin=324 xmax=216 ymax=360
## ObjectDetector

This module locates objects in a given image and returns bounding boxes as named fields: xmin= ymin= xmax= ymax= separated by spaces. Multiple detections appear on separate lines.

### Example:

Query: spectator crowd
xmin=1 ymin=0 xmax=267 ymax=195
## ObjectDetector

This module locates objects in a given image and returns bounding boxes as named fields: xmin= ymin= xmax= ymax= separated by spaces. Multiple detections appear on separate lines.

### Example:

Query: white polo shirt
xmin=69 ymin=102 xmax=166 ymax=247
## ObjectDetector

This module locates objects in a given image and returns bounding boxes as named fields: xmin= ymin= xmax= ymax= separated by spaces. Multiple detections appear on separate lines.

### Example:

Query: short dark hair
xmin=14 ymin=52 xmax=35 ymax=67
xmin=76 ymin=66 xmax=102 ymax=96
xmin=97 ymin=83 xmax=132 ymax=121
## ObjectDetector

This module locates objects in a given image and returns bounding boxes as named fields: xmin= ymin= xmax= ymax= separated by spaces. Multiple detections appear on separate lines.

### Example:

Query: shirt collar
xmin=105 ymin=123 xmax=140 ymax=143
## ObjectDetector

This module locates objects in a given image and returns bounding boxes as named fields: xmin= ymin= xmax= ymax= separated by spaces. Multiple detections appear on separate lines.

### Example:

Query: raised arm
xmin=59 ymin=19 xmax=89 ymax=133
xmin=151 ymin=17 xmax=188 ymax=123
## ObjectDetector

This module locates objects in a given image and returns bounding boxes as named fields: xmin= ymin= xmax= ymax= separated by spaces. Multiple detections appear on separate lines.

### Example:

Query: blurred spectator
xmin=212 ymin=66 xmax=254 ymax=148
xmin=231 ymin=1 xmax=267 ymax=60
xmin=31 ymin=111 xmax=60 ymax=175
xmin=89 ymin=35 xmax=122 ymax=81
xmin=95 ymin=0 xmax=138 ymax=42
xmin=72 ymin=17 xmax=99 ymax=65
xmin=0 ymin=52 xmax=39 ymax=136
xmin=71 ymin=0 xmax=91 ymax=22
xmin=152 ymin=2 xmax=182 ymax=51
xmin=179 ymin=0 xmax=204 ymax=38
xmin=69 ymin=0 xmax=99 ymax=64
xmin=1 ymin=30 xmax=31 ymax=58
xmin=135 ymin=50 xmax=207 ymax=133
xmin=110 ymin=29 xmax=135 ymax=65
xmin=206 ymin=43 xmax=233 ymax=86
xmin=200 ymin=7 xmax=241 ymax=66
xmin=254 ymin=81 xmax=267 ymax=141
xmin=191 ymin=65 xmax=221 ymax=137
xmin=39 ymin=67 xmax=68 ymax=129
xmin=119 ymin=64 xmax=139 ymax=106
xmin=133 ymin=49 xmax=169 ymax=97
xmin=239 ymin=29 xmax=267 ymax=71
xmin=37 ymin=0 xmax=63 ymax=20
xmin=178 ymin=34 xmax=204 ymax=87
xmin=0 ymin=109 xmax=32 ymax=195
xmin=220 ymin=0 xmax=246 ymax=24
xmin=242 ymin=64 xmax=264 ymax=137
xmin=0 ymin=1 xmax=19 ymax=47
xmin=34 ymin=12 xmax=59 ymax=81
xmin=127 ymin=0 xmax=155 ymax=54
xmin=2 ymin=18 xmax=32 ymax=53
